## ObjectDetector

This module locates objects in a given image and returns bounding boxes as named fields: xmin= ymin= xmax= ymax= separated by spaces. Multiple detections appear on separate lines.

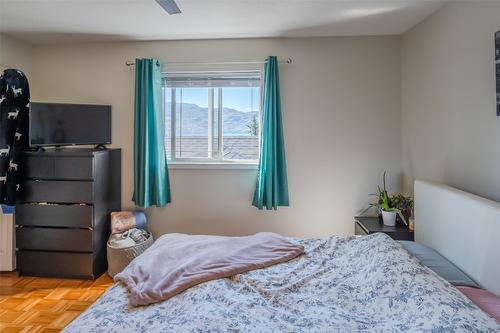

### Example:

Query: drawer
xmin=17 ymin=251 xmax=95 ymax=279
xmin=16 ymin=204 xmax=93 ymax=228
xmin=55 ymin=157 xmax=94 ymax=180
xmin=387 ymin=232 xmax=415 ymax=241
xmin=17 ymin=227 xmax=93 ymax=252
xmin=22 ymin=180 xmax=94 ymax=203
xmin=23 ymin=156 xmax=94 ymax=180
xmin=22 ymin=156 xmax=54 ymax=180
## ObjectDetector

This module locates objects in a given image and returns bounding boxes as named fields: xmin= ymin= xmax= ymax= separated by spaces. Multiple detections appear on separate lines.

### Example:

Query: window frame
xmin=162 ymin=70 xmax=262 ymax=167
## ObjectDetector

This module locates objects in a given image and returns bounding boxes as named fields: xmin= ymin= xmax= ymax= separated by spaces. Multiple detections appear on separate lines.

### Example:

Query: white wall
xmin=31 ymin=36 xmax=402 ymax=238
xmin=0 ymin=212 xmax=15 ymax=271
xmin=8 ymin=1 xmax=500 ymax=238
xmin=402 ymin=1 xmax=500 ymax=201
xmin=0 ymin=34 xmax=33 ymax=78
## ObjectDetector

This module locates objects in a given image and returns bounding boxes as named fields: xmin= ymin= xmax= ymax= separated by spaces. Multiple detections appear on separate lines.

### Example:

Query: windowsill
xmin=168 ymin=162 xmax=259 ymax=170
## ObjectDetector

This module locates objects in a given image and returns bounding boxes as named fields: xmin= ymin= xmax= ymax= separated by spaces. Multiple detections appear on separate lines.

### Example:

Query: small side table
xmin=354 ymin=216 xmax=414 ymax=241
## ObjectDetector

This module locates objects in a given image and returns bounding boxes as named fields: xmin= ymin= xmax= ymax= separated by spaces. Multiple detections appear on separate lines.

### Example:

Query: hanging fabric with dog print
xmin=0 ymin=69 xmax=30 ymax=208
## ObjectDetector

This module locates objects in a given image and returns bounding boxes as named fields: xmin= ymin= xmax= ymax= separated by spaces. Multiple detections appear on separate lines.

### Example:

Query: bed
xmin=63 ymin=181 xmax=500 ymax=332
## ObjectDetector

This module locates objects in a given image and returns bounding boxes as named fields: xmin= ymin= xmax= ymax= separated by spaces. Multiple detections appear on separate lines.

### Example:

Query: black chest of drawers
xmin=16 ymin=148 xmax=121 ymax=279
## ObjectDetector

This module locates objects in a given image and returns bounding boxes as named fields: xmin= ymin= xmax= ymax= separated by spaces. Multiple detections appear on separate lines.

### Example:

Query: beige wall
xmin=402 ymin=1 xmax=500 ymax=201
xmin=7 ymin=0 xmax=500 ymax=238
xmin=30 ymin=36 xmax=402 ymax=238
xmin=0 ymin=34 xmax=33 ymax=78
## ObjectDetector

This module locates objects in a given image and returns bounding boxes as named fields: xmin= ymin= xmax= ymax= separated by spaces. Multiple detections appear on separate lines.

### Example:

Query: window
xmin=163 ymin=71 xmax=261 ymax=164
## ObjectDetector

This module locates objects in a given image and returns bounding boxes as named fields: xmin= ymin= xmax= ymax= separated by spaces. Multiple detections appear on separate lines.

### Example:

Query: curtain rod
xmin=125 ymin=58 xmax=292 ymax=67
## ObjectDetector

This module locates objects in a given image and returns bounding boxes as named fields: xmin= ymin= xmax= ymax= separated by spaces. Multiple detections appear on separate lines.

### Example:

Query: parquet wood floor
xmin=0 ymin=271 xmax=113 ymax=333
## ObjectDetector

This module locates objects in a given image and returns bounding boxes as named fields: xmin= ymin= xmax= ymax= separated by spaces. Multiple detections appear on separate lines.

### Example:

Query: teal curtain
xmin=133 ymin=58 xmax=171 ymax=208
xmin=252 ymin=56 xmax=289 ymax=210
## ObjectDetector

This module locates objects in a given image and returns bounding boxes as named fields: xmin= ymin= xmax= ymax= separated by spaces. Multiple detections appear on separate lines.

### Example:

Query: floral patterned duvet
xmin=63 ymin=233 xmax=500 ymax=332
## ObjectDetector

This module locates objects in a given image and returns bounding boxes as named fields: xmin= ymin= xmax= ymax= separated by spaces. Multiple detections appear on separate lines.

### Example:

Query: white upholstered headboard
xmin=415 ymin=180 xmax=500 ymax=296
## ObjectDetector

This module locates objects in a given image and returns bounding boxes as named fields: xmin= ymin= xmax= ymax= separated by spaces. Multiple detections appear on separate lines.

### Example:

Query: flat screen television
xmin=30 ymin=102 xmax=111 ymax=147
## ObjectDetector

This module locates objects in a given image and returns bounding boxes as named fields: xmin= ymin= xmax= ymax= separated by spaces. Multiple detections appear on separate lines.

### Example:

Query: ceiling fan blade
xmin=155 ymin=0 xmax=182 ymax=15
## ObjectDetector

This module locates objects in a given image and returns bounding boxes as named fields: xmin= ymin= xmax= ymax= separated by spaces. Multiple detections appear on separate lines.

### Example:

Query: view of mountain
xmin=166 ymin=103 xmax=259 ymax=136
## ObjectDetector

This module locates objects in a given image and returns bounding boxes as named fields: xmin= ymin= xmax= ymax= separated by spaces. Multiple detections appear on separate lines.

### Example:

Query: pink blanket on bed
xmin=114 ymin=232 xmax=304 ymax=306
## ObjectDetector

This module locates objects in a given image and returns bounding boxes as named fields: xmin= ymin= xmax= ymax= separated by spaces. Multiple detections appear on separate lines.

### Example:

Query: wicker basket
xmin=107 ymin=232 xmax=154 ymax=277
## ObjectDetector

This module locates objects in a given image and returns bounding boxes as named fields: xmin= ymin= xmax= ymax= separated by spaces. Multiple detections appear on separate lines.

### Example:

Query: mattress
xmin=63 ymin=234 xmax=500 ymax=332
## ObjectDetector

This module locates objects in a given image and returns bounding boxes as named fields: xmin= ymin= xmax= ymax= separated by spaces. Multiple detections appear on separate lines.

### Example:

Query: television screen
xmin=30 ymin=102 xmax=111 ymax=147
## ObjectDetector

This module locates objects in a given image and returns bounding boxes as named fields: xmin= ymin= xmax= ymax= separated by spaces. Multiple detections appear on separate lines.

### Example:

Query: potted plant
xmin=362 ymin=172 xmax=408 ymax=227
xmin=390 ymin=194 xmax=414 ymax=225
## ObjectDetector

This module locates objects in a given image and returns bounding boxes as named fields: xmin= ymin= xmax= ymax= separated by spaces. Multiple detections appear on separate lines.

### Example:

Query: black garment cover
xmin=0 ymin=69 xmax=30 ymax=205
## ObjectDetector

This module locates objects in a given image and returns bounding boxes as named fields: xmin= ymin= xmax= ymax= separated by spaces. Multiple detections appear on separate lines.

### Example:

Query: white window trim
xmin=168 ymin=161 xmax=258 ymax=170
xmin=163 ymin=70 xmax=263 ymax=168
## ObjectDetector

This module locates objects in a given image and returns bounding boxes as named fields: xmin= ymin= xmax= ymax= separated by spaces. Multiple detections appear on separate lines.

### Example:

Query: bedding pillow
xmin=398 ymin=241 xmax=479 ymax=288
xmin=458 ymin=286 xmax=500 ymax=321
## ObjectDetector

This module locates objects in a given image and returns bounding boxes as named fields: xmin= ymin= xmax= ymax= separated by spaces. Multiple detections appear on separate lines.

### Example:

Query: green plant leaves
xmin=362 ymin=171 xmax=410 ymax=226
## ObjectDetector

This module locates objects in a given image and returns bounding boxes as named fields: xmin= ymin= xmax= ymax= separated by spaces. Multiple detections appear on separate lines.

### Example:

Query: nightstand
xmin=354 ymin=216 xmax=414 ymax=241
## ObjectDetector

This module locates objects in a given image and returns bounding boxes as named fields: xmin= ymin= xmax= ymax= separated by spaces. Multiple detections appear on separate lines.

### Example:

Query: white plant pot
xmin=381 ymin=210 xmax=397 ymax=226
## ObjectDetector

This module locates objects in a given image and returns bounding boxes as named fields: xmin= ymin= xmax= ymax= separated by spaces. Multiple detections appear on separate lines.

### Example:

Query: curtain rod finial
xmin=286 ymin=58 xmax=293 ymax=64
